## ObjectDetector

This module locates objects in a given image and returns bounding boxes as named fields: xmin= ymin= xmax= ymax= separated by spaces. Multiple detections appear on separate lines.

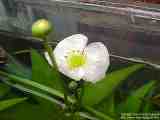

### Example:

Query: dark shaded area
xmin=0 ymin=30 xmax=42 ymax=51
xmin=0 ymin=30 xmax=43 ymax=65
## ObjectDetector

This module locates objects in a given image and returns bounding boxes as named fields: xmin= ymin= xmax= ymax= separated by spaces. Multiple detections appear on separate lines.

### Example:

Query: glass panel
xmin=0 ymin=0 xmax=160 ymax=65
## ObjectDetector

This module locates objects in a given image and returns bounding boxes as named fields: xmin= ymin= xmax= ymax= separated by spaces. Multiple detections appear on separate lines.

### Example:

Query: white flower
xmin=45 ymin=34 xmax=110 ymax=83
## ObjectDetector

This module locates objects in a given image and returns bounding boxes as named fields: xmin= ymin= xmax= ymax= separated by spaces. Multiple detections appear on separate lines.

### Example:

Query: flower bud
xmin=31 ymin=19 xmax=52 ymax=38
xmin=69 ymin=81 xmax=78 ymax=90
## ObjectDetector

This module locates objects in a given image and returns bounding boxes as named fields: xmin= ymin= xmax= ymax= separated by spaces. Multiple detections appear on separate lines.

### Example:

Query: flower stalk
xmin=43 ymin=37 xmax=70 ymax=107
xmin=31 ymin=19 xmax=70 ymax=108
xmin=43 ymin=37 xmax=57 ymax=67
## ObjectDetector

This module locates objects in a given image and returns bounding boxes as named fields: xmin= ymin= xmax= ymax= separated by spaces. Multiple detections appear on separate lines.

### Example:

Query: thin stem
xmin=0 ymin=70 xmax=75 ymax=104
xmin=77 ymin=112 xmax=99 ymax=120
xmin=61 ymin=77 xmax=70 ymax=107
xmin=75 ymin=80 xmax=84 ymax=111
xmin=84 ymin=106 xmax=115 ymax=120
xmin=43 ymin=38 xmax=57 ymax=68
xmin=110 ymin=54 xmax=160 ymax=69
xmin=43 ymin=37 xmax=69 ymax=106
xmin=4 ymin=80 xmax=65 ymax=108
xmin=13 ymin=49 xmax=31 ymax=55
xmin=79 ymin=80 xmax=84 ymax=107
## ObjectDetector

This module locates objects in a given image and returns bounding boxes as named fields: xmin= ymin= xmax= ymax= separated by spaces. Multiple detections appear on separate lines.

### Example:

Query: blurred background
xmin=0 ymin=0 xmax=160 ymax=66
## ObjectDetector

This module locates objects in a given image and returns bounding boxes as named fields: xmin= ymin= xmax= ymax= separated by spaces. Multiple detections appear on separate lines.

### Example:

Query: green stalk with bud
xmin=31 ymin=19 xmax=70 ymax=107
xmin=30 ymin=19 xmax=115 ymax=120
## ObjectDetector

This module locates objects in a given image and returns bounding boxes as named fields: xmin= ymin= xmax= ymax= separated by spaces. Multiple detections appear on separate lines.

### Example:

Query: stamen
xmin=66 ymin=50 xmax=86 ymax=69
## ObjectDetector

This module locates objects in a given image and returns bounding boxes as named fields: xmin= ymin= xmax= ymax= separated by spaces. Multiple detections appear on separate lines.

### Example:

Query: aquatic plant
xmin=0 ymin=19 xmax=158 ymax=120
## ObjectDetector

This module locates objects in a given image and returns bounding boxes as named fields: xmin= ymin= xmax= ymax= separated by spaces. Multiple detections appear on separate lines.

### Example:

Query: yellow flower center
xmin=67 ymin=51 xmax=86 ymax=69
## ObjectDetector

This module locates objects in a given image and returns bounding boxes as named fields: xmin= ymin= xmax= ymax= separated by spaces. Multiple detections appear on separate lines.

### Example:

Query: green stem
xmin=0 ymin=70 xmax=75 ymax=104
xmin=43 ymin=37 xmax=69 ymax=106
xmin=75 ymin=80 xmax=84 ymax=111
xmin=63 ymin=82 xmax=70 ymax=106
xmin=43 ymin=38 xmax=57 ymax=68
xmin=5 ymin=80 xmax=65 ymax=108
xmin=77 ymin=112 xmax=99 ymax=120
xmin=84 ymin=106 xmax=115 ymax=120
xmin=79 ymin=80 xmax=84 ymax=107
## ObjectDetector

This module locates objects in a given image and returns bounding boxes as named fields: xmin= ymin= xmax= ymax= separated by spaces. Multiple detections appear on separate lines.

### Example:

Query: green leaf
xmin=0 ymin=97 xmax=27 ymax=111
xmin=0 ymin=83 xmax=10 ymax=98
xmin=118 ymin=81 xmax=155 ymax=113
xmin=31 ymin=49 xmax=63 ymax=92
xmin=82 ymin=64 xmax=144 ymax=106
xmin=94 ymin=95 xmax=116 ymax=117
xmin=0 ymin=100 xmax=67 ymax=120
xmin=143 ymin=102 xmax=154 ymax=112
xmin=5 ymin=55 xmax=31 ymax=78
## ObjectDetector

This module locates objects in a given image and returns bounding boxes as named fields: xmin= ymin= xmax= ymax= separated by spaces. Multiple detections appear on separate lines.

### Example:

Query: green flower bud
xmin=31 ymin=19 xmax=52 ymax=38
xmin=69 ymin=81 xmax=78 ymax=90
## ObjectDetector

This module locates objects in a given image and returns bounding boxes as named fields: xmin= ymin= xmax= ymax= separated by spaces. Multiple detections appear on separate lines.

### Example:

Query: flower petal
xmin=53 ymin=34 xmax=88 ymax=65
xmin=44 ymin=52 xmax=53 ymax=65
xmin=44 ymin=52 xmax=85 ymax=81
xmin=83 ymin=42 xmax=110 ymax=83
xmin=54 ymin=34 xmax=88 ymax=57
xmin=49 ymin=34 xmax=87 ymax=80
xmin=59 ymin=65 xmax=85 ymax=81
